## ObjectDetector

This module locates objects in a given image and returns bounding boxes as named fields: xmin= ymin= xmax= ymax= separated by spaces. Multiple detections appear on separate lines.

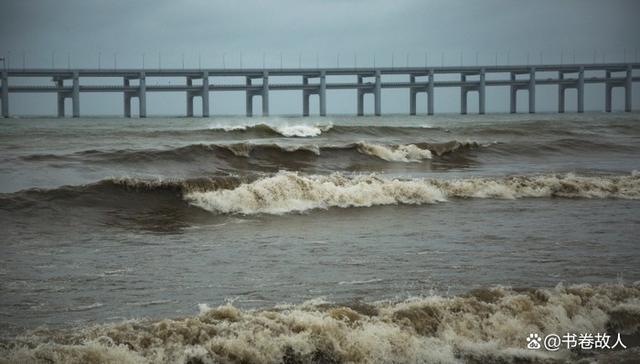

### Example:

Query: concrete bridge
xmin=0 ymin=63 xmax=637 ymax=118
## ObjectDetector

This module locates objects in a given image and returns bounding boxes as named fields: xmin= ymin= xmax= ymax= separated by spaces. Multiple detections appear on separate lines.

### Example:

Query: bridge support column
xmin=1 ymin=71 xmax=8 ymax=118
xmin=245 ymin=77 xmax=253 ymax=117
xmin=319 ymin=71 xmax=327 ymax=116
xmin=409 ymin=76 xmax=417 ymax=115
xmin=262 ymin=71 xmax=269 ymax=116
xmin=72 ymin=72 xmax=80 ymax=118
xmin=202 ymin=71 xmax=210 ymax=117
xmin=460 ymin=74 xmax=467 ymax=115
xmin=509 ymin=72 xmax=517 ymax=113
xmin=374 ymin=70 xmax=381 ymax=116
xmin=302 ymin=72 xmax=327 ymax=117
xmin=302 ymin=76 xmax=310 ymax=116
xmin=428 ymin=70 xmax=434 ymax=115
xmin=138 ymin=72 xmax=146 ymax=118
xmin=123 ymin=78 xmax=131 ymax=118
xmin=56 ymin=79 xmax=65 ymax=117
xmin=558 ymin=72 xmax=565 ymax=113
xmin=605 ymin=71 xmax=612 ymax=113
xmin=357 ymin=76 xmax=364 ymax=116
xmin=186 ymin=77 xmax=194 ymax=117
xmin=479 ymin=68 xmax=486 ymax=115
xmin=577 ymin=67 xmax=584 ymax=113
xmin=528 ymin=67 xmax=536 ymax=113
xmin=626 ymin=65 xmax=632 ymax=112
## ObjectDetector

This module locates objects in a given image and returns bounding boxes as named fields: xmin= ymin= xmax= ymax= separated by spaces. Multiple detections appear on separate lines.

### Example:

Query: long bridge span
xmin=0 ymin=63 xmax=637 ymax=117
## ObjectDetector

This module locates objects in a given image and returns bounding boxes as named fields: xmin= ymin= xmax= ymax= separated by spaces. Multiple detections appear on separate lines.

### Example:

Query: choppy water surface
xmin=1 ymin=113 xmax=640 ymax=363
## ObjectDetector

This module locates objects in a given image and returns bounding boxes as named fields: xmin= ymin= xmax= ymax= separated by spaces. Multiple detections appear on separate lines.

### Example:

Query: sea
xmin=1 ymin=112 xmax=639 ymax=363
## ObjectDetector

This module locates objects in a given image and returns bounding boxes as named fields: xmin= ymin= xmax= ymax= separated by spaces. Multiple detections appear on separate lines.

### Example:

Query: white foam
xmin=356 ymin=142 xmax=432 ymax=162
xmin=338 ymin=278 xmax=384 ymax=285
xmin=185 ymin=171 xmax=640 ymax=215
xmin=271 ymin=123 xmax=332 ymax=137
xmin=4 ymin=283 xmax=639 ymax=364
xmin=185 ymin=172 xmax=447 ymax=215
xmin=208 ymin=121 xmax=333 ymax=137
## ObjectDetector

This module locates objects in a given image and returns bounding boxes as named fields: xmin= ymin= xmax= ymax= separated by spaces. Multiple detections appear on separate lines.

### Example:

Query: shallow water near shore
xmin=1 ymin=112 xmax=640 ymax=363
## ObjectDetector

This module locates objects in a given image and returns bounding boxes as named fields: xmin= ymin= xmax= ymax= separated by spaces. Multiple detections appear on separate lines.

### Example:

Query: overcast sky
xmin=1 ymin=0 xmax=639 ymax=116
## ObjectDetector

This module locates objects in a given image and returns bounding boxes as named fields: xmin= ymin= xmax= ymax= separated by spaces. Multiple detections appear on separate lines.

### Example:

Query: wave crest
xmin=356 ymin=142 xmax=432 ymax=162
xmin=185 ymin=172 xmax=640 ymax=215
xmin=208 ymin=122 xmax=333 ymax=137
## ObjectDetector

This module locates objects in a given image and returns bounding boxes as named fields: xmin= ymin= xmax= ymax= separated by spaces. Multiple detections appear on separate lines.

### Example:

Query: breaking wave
xmin=5 ymin=172 xmax=638 ymax=216
xmin=19 ymin=140 xmax=481 ymax=166
xmin=2 ymin=283 xmax=639 ymax=363
xmin=208 ymin=122 xmax=334 ymax=137
xmin=355 ymin=142 xmax=432 ymax=162
xmin=185 ymin=171 xmax=640 ymax=215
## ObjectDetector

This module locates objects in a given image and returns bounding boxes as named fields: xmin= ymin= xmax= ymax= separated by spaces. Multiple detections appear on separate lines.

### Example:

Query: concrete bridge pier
xmin=55 ymin=74 xmax=78 ymax=117
xmin=186 ymin=72 xmax=210 ymax=117
xmin=626 ymin=65 xmax=633 ymax=112
xmin=528 ymin=67 xmax=536 ymax=114
xmin=558 ymin=67 xmax=585 ymax=113
xmin=460 ymin=74 xmax=468 ymax=115
xmin=409 ymin=76 xmax=417 ymax=115
xmin=245 ymin=72 xmax=269 ymax=117
xmin=319 ymin=71 xmax=327 ymax=116
xmin=460 ymin=69 xmax=485 ymax=115
xmin=72 ymin=72 xmax=80 ymax=118
xmin=509 ymin=72 xmax=517 ymax=113
xmin=186 ymin=77 xmax=194 ymax=117
xmin=604 ymin=69 xmax=631 ymax=112
xmin=124 ymin=78 xmax=131 ymax=117
xmin=138 ymin=72 xmax=146 ymax=118
xmin=374 ymin=70 xmax=381 ymax=116
xmin=558 ymin=73 xmax=565 ymax=113
xmin=55 ymin=78 xmax=67 ymax=117
xmin=302 ymin=72 xmax=326 ymax=116
xmin=357 ymin=76 xmax=365 ymax=116
xmin=427 ymin=70 xmax=434 ymax=115
xmin=409 ymin=72 xmax=435 ymax=115
xmin=123 ymin=73 xmax=146 ymax=118
xmin=578 ymin=66 xmax=585 ymax=113
xmin=262 ymin=71 xmax=269 ymax=116
xmin=245 ymin=77 xmax=254 ymax=117
xmin=509 ymin=68 xmax=535 ymax=113
xmin=479 ymin=69 xmax=486 ymax=114
xmin=356 ymin=72 xmax=381 ymax=116
xmin=202 ymin=71 xmax=210 ymax=117
xmin=1 ymin=71 xmax=8 ymax=118
xmin=302 ymin=76 xmax=310 ymax=116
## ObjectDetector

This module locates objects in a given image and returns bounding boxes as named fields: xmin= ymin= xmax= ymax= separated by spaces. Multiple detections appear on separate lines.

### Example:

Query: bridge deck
xmin=1 ymin=63 xmax=637 ymax=117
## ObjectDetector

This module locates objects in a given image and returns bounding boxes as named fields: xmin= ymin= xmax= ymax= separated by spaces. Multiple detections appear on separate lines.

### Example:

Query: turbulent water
xmin=1 ymin=113 xmax=640 ymax=363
